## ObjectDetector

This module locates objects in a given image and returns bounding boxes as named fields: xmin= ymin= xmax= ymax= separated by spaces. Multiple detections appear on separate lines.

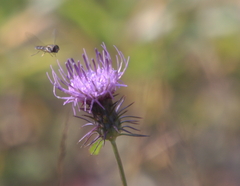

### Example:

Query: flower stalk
xmin=110 ymin=139 xmax=127 ymax=186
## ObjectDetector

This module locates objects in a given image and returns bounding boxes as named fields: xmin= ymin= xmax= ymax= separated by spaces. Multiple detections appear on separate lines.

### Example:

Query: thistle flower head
xmin=47 ymin=43 xmax=147 ymax=154
xmin=47 ymin=43 xmax=129 ymax=114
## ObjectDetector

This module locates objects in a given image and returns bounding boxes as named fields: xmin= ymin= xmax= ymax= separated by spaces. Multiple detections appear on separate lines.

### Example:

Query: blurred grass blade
xmin=89 ymin=139 xmax=104 ymax=155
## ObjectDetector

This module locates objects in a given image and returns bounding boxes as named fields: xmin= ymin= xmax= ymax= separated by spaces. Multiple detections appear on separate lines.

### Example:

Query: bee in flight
xmin=27 ymin=29 xmax=60 ymax=57
xmin=33 ymin=44 xmax=60 ymax=57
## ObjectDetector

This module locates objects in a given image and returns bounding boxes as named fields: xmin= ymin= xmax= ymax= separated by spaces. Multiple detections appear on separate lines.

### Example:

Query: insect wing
xmin=25 ymin=32 xmax=46 ymax=46
xmin=52 ymin=28 xmax=57 ymax=45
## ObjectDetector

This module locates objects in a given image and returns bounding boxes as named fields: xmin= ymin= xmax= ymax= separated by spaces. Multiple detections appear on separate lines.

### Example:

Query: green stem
xmin=110 ymin=139 xmax=127 ymax=186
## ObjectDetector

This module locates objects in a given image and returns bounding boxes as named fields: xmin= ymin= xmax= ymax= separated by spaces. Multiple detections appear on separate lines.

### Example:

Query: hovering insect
xmin=27 ymin=29 xmax=60 ymax=57
xmin=33 ymin=44 xmax=60 ymax=57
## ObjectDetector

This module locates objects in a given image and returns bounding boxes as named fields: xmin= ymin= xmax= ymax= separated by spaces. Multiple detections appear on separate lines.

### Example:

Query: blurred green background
xmin=1 ymin=0 xmax=240 ymax=186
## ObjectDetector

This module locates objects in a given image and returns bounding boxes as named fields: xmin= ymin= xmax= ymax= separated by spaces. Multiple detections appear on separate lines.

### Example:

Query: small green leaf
xmin=89 ymin=139 xmax=104 ymax=155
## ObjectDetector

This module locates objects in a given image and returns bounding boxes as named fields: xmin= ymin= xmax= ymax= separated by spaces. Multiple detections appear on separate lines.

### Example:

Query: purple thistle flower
xmin=47 ymin=43 xmax=147 ymax=154
xmin=47 ymin=43 xmax=129 ymax=114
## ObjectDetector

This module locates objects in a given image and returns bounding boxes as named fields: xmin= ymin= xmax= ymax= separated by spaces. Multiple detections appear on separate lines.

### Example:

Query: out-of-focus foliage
xmin=89 ymin=139 xmax=104 ymax=155
xmin=1 ymin=0 xmax=240 ymax=186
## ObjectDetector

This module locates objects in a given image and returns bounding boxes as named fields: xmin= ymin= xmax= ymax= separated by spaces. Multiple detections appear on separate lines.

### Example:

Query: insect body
xmin=27 ymin=29 xmax=60 ymax=57
xmin=34 ymin=44 xmax=60 ymax=57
